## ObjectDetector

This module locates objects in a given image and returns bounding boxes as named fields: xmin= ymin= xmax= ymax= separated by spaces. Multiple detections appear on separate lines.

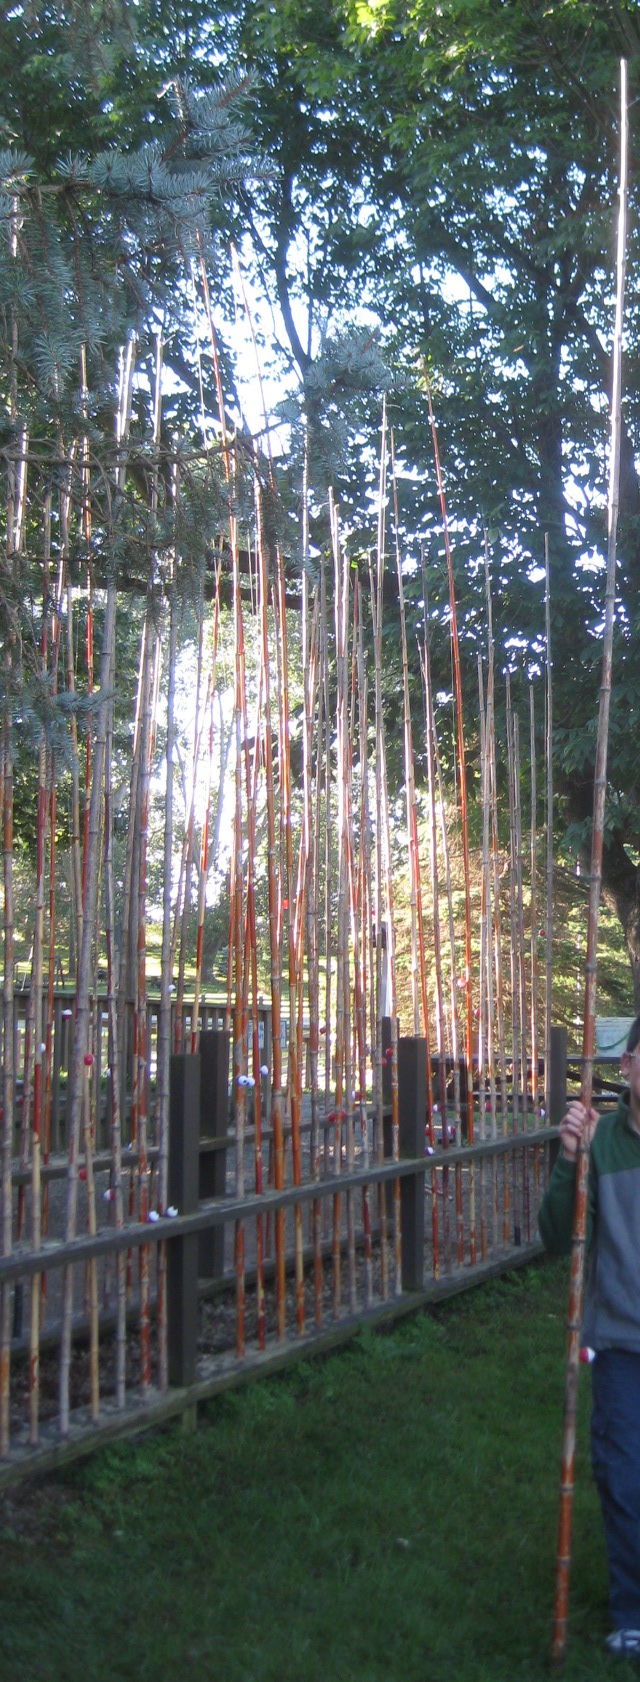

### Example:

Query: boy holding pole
xmin=539 ymin=1015 xmax=640 ymax=1657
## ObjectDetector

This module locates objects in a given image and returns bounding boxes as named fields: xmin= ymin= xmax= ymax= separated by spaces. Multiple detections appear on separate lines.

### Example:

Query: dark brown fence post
xmin=459 ymin=1052 xmax=469 ymax=1142
xmin=198 ymin=1028 xmax=229 ymax=1281
xmin=549 ymin=1026 xmax=568 ymax=1127
xmin=260 ymin=1004 xmax=272 ymax=1126
xmin=548 ymin=1025 xmax=568 ymax=1176
xmin=381 ymin=1016 xmax=394 ymax=1225
xmin=398 ymin=1035 xmax=427 ymax=1292
xmin=167 ymin=1052 xmax=200 ymax=1388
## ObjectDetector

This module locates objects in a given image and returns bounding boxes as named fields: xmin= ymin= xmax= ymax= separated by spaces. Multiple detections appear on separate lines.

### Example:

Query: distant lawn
xmin=0 ymin=1260 xmax=629 ymax=1682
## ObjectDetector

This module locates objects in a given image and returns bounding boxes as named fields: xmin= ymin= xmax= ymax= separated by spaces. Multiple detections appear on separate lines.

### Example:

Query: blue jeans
xmin=591 ymin=1350 xmax=640 ymax=1629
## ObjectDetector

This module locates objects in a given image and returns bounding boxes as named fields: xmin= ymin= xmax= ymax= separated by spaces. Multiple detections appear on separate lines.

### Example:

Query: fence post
xmin=398 ymin=1035 xmax=426 ymax=1292
xmin=167 ymin=1052 xmax=200 ymax=1388
xmin=260 ymin=1004 xmax=272 ymax=1126
xmin=199 ymin=1028 xmax=230 ymax=1281
xmin=548 ymin=1026 xmax=568 ymax=1127
xmin=547 ymin=1025 xmax=568 ymax=1177
xmin=458 ymin=1052 xmax=470 ymax=1143
xmin=381 ymin=1016 xmax=394 ymax=1225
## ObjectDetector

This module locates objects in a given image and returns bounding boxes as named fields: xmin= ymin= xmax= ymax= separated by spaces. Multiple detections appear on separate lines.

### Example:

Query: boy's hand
xmin=559 ymin=1100 xmax=599 ymax=1161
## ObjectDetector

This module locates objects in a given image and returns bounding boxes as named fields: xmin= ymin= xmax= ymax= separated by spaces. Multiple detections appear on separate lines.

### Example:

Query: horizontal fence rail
xmin=0 ymin=1020 xmax=595 ymax=1485
xmin=0 ymin=1130 xmax=556 ymax=1287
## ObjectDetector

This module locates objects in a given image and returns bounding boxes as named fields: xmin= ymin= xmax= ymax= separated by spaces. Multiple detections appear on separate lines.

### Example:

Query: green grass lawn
xmin=0 ymin=1260 xmax=633 ymax=1682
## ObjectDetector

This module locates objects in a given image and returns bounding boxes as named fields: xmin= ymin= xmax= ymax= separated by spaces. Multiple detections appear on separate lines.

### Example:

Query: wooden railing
xmin=0 ymin=1028 xmax=571 ymax=1486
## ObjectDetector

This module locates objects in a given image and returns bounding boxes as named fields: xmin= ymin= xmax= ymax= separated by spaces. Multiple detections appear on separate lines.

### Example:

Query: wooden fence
xmin=0 ymin=1025 xmax=576 ymax=1487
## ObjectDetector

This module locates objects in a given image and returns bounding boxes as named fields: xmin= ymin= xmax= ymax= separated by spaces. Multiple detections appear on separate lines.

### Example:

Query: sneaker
xmin=605 ymin=1629 xmax=640 ymax=1656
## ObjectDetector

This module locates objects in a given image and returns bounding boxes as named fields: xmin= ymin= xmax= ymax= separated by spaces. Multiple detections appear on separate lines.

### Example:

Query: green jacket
xmin=538 ymin=1090 xmax=640 ymax=1350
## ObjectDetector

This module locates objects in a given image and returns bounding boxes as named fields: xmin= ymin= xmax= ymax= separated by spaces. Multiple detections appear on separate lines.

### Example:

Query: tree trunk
xmin=600 ymin=832 xmax=640 ymax=1011
xmin=561 ymin=763 xmax=640 ymax=1010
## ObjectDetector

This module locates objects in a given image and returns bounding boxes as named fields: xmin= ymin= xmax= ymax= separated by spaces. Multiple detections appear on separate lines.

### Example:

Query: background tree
xmin=194 ymin=0 xmax=640 ymax=998
xmin=4 ymin=0 xmax=640 ymax=998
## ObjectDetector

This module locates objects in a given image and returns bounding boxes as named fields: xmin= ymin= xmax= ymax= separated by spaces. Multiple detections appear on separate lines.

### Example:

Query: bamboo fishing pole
xmin=1 ymin=690 xmax=13 ymax=1458
xmin=477 ymin=655 xmax=490 ymax=1260
xmin=135 ymin=554 xmax=163 ymax=1384
xmin=343 ymin=540 xmax=359 ymax=1314
xmin=173 ymin=605 xmax=205 ymax=1052
xmin=14 ymin=466 xmax=42 ymax=1345
xmin=421 ymin=590 xmax=455 ymax=1270
xmin=422 ymin=548 xmax=467 ymax=1261
xmin=191 ymin=563 xmax=222 ymax=1053
xmin=370 ymin=432 xmax=403 ymax=1293
xmin=104 ymin=636 xmax=126 ymax=1408
xmin=315 ymin=557 xmax=333 ymax=1251
xmin=192 ymin=243 xmax=254 ymax=1352
xmin=530 ymin=683 xmax=542 ymax=1213
xmin=155 ymin=455 xmax=179 ymax=1392
xmin=505 ymin=678 xmax=523 ymax=1244
xmin=81 ymin=396 xmax=94 ymax=924
xmin=357 ymin=596 xmax=385 ymax=1297
xmin=300 ymin=441 xmax=323 ymax=1288
xmin=118 ymin=648 xmax=142 ymax=1072
xmin=369 ymin=402 xmax=402 ymax=1288
xmin=1 ymin=219 xmax=21 ymax=1453
xmin=551 ymin=58 xmax=628 ymax=1666
xmin=82 ymin=591 xmax=94 ymax=965
xmin=378 ymin=659 xmax=403 ymax=1294
xmin=330 ymin=491 xmax=348 ymax=1319
xmin=230 ymin=470 xmax=248 ymax=1359
xmin=42 ymin=742 xmax=57 ymax=1316
xmin=82 ymin=1041 xmax=100 ymax=1421
xmin=231 ymin=249 xmax=307 ymax=1332
xmin=59 ymin=339 xmax=134 ymax=1435
xmin=129 ymin=335 xmax=164 ymax=1389
xmin=244 ymin=687 xmax=267 ymax=1351
xmin=322 ymin=559 xmax=334 ymax=1184
xmin=390 ymin=435 xmax=419 ymax=1034
xmin=391 ymin=443 xmax=435 ymax=1132
xmin=515 ymin=708 xmax=532 ymax=1238
xmin=418 ymin=580 xmax=448 ymax=1274
xmin=349 ymin=583 xmax=374 ymax=1308
xmin=392 ymin=497 xmax=437 ymax=1271
xmin=435 ymin=728 xmax=466 ymax=1261
xmin=42 ymin=461 xmax=69 ymax=1308
xmin=307 ymin=552 xmax=326 ymax=1325
xmin=27 ymin=491 xmax=50 ymax=1438
xmin=235 ymin=526 xmax=268 ymax=1352
xmin=59 ymin=578 xmax=118 ymax=1434
xmin=274 ymin=540 xmax=306 ymax=1333
xmin=544 ymin=535 xmax=554 ymax=1123
xmin=483 ymin=544 xmax=508 ymax=1135
xmin=291 ymin=576 xmax=320 ymax=1309
xmin=479 ymin=651 xmax=499 ymax=1247
xmin=530 ymin=685 xmax=540 ymax=1126
xmin=65 ymin=484 xmax=83 ymax=983
xmin=425 ymin=379 xmax=475 ymax=1194
xmin=295 ymin=579 xmax=323 ymax=1316
xmin=309 ymin=752 xmax=325 ymax=1317
xmin=225 ymin=827 xmax=235 ymax=1040
xmin=124 ymin=618 xmax=150 ymax=1164
xmin=256 ymin=478 xmax=287 ymax=1337
xmin=513 ymin=711 xmax=529 ymax=1133
xmin=294 ymin=559 xmax=312 ymax=1177
xmin=484 ymin=546 xmax=512 ymax=1248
